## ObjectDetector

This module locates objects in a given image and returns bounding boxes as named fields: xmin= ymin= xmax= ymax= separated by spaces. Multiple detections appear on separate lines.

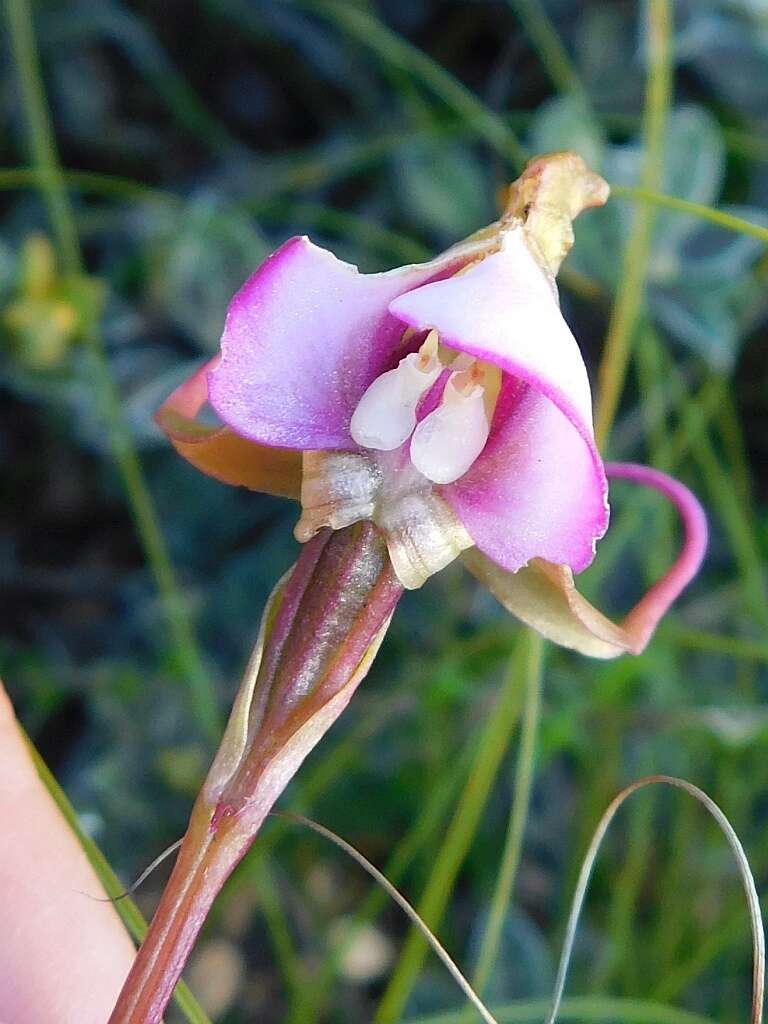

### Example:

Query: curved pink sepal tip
xmin=464 ymin=462 xmax=707 ymax=658
xmin=605 ymin=462 xmax=708 ymax=653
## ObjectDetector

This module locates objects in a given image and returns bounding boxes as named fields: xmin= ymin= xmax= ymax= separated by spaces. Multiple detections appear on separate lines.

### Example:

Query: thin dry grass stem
xmin=549 ymin=776 xmax=765 ymax=1024
xmin=83 ymin=839 xmax=184 ymax=904
xmin=276 ymin=811 xmax=499 ymax=1024
xmin=277 ymin=774 xmax=764 ymax=1024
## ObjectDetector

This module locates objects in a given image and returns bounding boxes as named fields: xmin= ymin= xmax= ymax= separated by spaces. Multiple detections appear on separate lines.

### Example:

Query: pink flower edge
xmin=606 ymin=462 xmax=708 ymax=651
xmin=155 ymin=356 xmax=302 ymax=499
xmin=206 ymin=235 xmax=487 ymax=451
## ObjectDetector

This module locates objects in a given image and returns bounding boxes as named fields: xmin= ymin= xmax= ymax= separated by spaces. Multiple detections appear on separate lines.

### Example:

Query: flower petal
xmin=156 ymin=357 xmax=302 ymax=499
xmin=463 ymin=463 xmax=707 ymax=658
xmin=389 ymin=226 xmax=607 ymax=572
xmin=445 ymin=377 xmax=607 ymax=572
xmin=208 ymin=235 xmax=488 ymax=451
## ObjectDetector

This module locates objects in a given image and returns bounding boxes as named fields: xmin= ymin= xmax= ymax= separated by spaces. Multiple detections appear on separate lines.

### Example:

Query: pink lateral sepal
xmin=207 ymin=235 xmax=490 ymax=451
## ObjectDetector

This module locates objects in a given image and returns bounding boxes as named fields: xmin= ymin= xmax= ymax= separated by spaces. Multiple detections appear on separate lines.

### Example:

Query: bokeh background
xmin=2 ymin=1 xmax=768 ymax=1022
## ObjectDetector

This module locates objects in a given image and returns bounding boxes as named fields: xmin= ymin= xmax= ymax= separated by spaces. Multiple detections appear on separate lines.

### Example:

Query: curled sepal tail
xmin=463 ymin=463 xmax=707 ymax=658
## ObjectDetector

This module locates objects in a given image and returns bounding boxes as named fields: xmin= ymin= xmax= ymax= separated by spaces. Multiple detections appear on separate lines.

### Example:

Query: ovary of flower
xmin=410 ymin=362 xmax=493 ymax=485
xmin=350 ymin=331 xmax=441 ymax=451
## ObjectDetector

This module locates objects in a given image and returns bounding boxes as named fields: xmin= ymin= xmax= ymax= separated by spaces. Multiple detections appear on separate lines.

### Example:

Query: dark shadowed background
xmin=2 ymin=1 xmax=768 ymax=1022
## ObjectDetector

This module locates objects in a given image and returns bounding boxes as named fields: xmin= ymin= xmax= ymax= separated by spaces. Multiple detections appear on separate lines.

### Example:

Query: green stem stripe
xmin=4 ymin=0 xmax=219 ymax=742
xmin=286 ymin=728 xmax=474 ymax=1024
xmin=471 ymin=633 xmax=544 ymax=997
xmin=612 ymin=184 xmax=768 ymax=245
xmin=594 ymin=0 xmax=673 ymax=448
xmin=506 ymin=0 xmax=586 ymax=99
xmin=22 ymin=732 xmax=212 ymax=1024
xmin=664 ymin=625 xmax=768 ymax=665
xmin=374 ymin=634 xmax=528 ymax=1024
xmin=3 ymin=167 xmax=767 ymax=248
xmin=4 ymin=0 xmax=79 ymax=272
xmin=297 ymin=0 xmax=528 ymax=169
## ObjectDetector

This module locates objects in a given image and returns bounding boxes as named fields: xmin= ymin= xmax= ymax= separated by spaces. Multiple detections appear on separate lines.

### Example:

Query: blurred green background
xmin=2 ymin=1 xmax=768 ymax=1022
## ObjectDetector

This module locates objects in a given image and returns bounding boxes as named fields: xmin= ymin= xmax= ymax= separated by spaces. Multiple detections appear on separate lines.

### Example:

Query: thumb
xmin=0 ymin=680 xmax=135 ymax=1024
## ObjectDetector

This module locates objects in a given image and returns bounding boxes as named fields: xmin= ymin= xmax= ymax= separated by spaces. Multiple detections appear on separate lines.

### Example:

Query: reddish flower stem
xmin=107 ymin=795 xmax=253 ymax=1024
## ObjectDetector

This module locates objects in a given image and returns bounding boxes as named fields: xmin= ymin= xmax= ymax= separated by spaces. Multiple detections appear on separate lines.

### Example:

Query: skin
xmin=0 ymin=680 xmax=135 ymax=1024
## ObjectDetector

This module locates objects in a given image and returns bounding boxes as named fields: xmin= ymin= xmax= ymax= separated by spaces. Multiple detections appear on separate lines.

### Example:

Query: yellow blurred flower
xmin=3 ymin=234 xmax=104 ymax=370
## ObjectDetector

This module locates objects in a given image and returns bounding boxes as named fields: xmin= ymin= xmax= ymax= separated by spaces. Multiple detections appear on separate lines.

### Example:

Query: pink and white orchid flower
xmin=158 ymin=152 xmax=706 ymax=659
xmin=110 ymin=154 xmax=708 ymax=1024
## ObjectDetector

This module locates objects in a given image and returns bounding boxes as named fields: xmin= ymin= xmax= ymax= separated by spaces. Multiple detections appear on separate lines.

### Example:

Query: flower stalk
xmin=109 ymin=522 xmax=402 ymax=1024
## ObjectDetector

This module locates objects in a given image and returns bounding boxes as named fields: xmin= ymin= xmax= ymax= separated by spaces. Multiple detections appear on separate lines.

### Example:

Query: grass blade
xmin=549 ymin=776 xmax=764 ymax=1024
xmin=280 ymin=811 xmax=499 ymax=1024
xmin=594 ymin=0 xmax=673 ymax=447
xmin=3 ymin=0 xmax=220 ymax=742
xmin=22 ymin=731 xmax=212 ymax=1024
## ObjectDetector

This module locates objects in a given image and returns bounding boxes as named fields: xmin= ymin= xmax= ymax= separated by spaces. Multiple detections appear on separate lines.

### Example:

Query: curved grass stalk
xmin=286 ymin=728 xmax=474 ymax=1024
xmin=286 ymin=625 xmax=539 ymax=1022
xmin=280 ymin=811 xmax=499 ymax=1024
xmin=3 ymin=167 xmax=768 ymax=250
xmin=223 ymin=692 xmax=418 ymax=909
xmin=374 ymin=634 xmax=529 ymax=1023
xmin=279 ymin=775 xmax=755 ymax=1024
xmin=595 ymin=763 xmax=657 ymax=993
xmin=594 ymin=0 xmax=673 ymax=448
xmin=3 ymin=0 xmax=219 ymax=742
xmin=86 ymin=839 xmax=184 ymax=904
xmin=548 ymin=776 xmax=764 ymax=1024
xmin=505 ymin=0 xmax=586 ymax=100
xmin=405 ymin=994 xmax=716 ymax=1024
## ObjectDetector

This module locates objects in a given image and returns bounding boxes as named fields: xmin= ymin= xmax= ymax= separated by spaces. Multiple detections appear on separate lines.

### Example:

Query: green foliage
xmin=532 ymin=99 xmax=766 ymax=368
xmin=2 ymin=1 xmax=768 ymax=1022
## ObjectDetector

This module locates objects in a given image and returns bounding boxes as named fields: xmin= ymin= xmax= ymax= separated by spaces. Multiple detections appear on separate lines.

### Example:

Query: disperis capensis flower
xmin=110 ymin=153 xmax=707 ymax=1024
xmin=158 ymin=152 xmax=706 ymax=658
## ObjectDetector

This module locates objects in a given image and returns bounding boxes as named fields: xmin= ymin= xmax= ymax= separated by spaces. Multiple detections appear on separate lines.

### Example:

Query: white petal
xmin=410 ymin=378 xmax=490 ymax=484
xmin=350 ymin=352 xmax=441 ymax=451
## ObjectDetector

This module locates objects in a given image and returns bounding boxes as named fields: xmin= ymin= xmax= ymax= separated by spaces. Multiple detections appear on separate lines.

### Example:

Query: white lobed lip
xmin=349 ymin=336 xmax=442 ymax=452
xmin=410 ymin=371 xmax=491 ymax=485
xmin=350 ymin=332 xmax=494 ymax=485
